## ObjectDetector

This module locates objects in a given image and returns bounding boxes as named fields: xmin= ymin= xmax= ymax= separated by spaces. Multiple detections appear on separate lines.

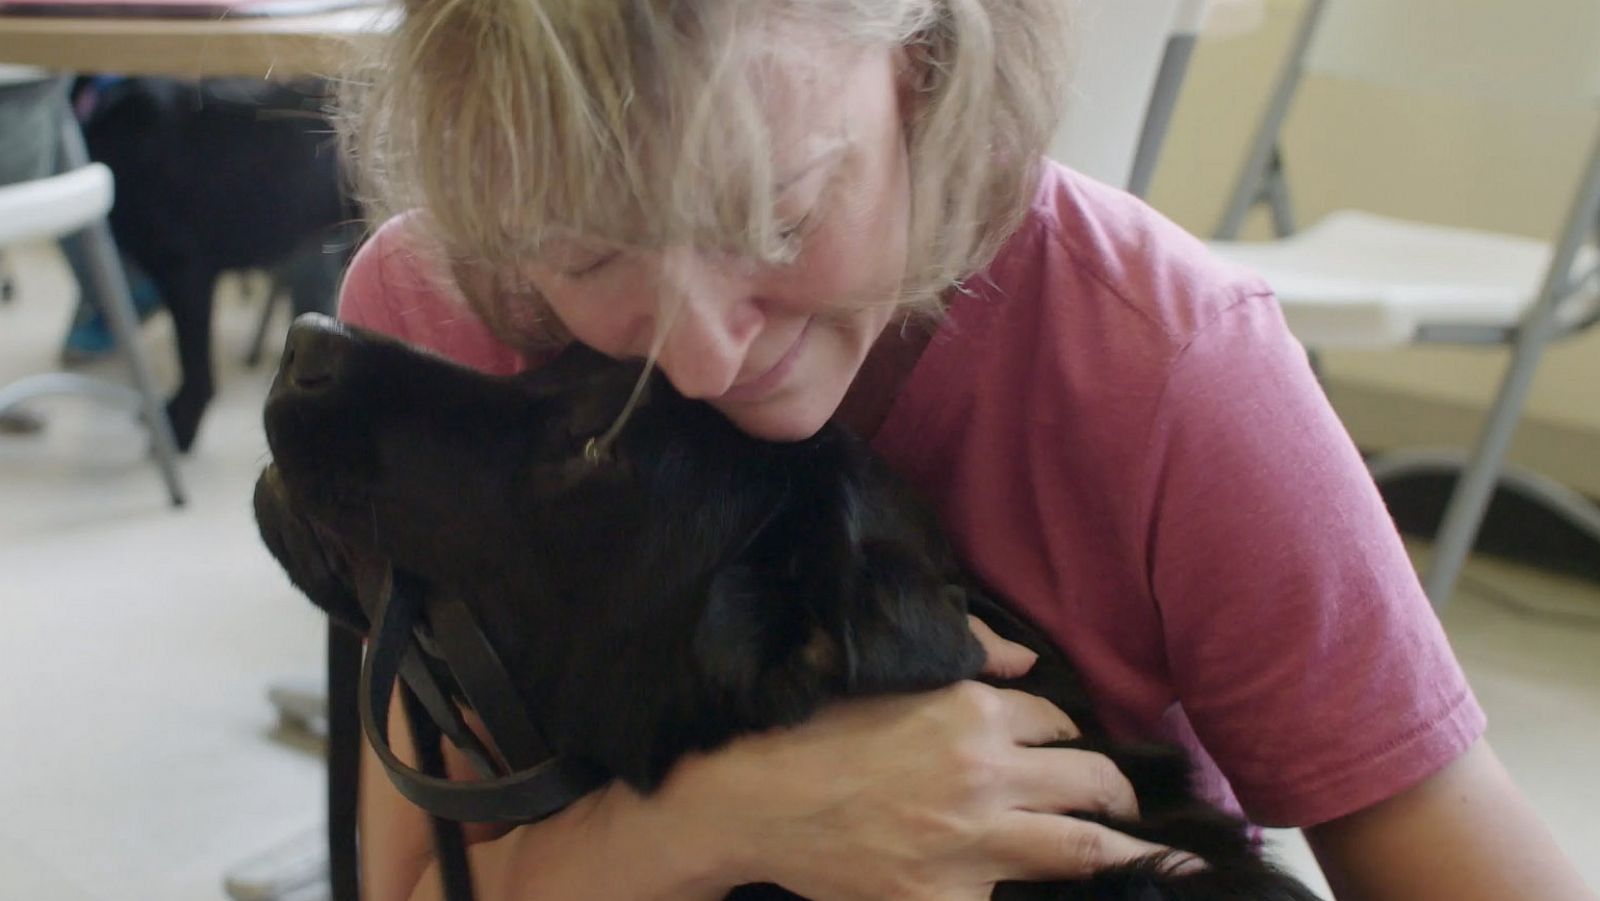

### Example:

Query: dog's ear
xmin=691 ymin=549 xmax=985 ymax=730
xmin=691 ymin=564 xmax=837 ymax=728
xmin=533 ymin=344 xmax=651 ymax=442
xmin=254 ymin=472 xmax=371 ymax=635
xmin=829 ymin=548 xmax=987 ymax=696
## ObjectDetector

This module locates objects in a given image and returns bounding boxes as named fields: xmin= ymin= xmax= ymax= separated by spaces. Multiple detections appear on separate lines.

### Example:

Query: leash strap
xmin=358 ymin=570 xmax=608 ymax=824
xmin=423 ymin=592 xmax=553 ymax=771
xmin=402 ymin=683 xmax=476 ymax=901
xmin=326 ymin=622 xmax=363 ymax=901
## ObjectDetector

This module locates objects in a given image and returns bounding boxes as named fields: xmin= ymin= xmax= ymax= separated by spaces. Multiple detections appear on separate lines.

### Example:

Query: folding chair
xmin=1128 ymin=0 xmax=1213 ymax=197
xmin=0 ymin=100 xmax=186 ymax=506
xmin=1049 ymin=0 xmax=1206 ymax=194
xmin=1209 ymin=0 xmax=1600 ymax=606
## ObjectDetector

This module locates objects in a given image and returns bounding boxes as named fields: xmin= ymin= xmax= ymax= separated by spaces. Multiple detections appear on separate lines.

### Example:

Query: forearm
xmin=360 ymin=690 xmax=736 ymax=901
xmin=1306 ymin=739 xmax=1596 ymax=901
xmin=401 ymin=782 xmax=732 ymax=901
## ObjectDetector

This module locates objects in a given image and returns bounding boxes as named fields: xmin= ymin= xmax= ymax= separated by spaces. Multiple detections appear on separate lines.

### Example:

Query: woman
xmin=335 ymin=2 xmax=1593 ymax=898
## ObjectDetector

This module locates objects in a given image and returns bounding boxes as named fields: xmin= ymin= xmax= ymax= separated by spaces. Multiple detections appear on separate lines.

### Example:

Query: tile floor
xmin=1 ymin=240 xmax=1596 ymax=899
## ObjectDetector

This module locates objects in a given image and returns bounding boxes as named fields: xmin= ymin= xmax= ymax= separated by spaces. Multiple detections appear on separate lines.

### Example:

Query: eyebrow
xmin=545 ymin=143 xmax=850 ymax=274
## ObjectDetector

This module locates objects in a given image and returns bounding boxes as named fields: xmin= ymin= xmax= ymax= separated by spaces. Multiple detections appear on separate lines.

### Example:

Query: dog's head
xmin=255 ymin=314 xmax=981 ymax=787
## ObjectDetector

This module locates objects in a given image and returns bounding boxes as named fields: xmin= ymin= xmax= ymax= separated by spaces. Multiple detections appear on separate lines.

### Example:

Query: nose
xmin=278 ymin=313 xmax=351 ymax=395
xmin=651 ymin=251 xmax=764 ymax=399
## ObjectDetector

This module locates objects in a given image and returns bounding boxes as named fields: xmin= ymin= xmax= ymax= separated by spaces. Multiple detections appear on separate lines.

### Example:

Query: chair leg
xmin=1265 ymin=150 xmax=1298 ymax=237
xmin=246 ymin=287 xmax=282 ymax=368
xmin=1213 ymin=0 xmax=1328 ymax=240
xmin=1425 ymin=121 xmax=1600 ymax=606
xmin=76 ymin=222 xmax=187 ymax=506
xmin=1369 ymin=449 xmax=1600 ymax=565
xmin=1128 ymin=33 xmax=1197 ymax=199
xmin=1 ymin=249 xmax=15 ymax=304
xmin=1422 ymin=330 xmax=1561 ymax=607
xmin=56 ymin=98 xmax=186 ymax=506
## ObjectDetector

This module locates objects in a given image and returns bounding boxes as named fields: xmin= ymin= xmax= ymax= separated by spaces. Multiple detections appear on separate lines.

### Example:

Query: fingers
xmin=1005 ymin=746 xmax=1140 ymax=821
xmin=987 ymin=812 xmax=1202 ymax=882
xmin=967 ymin=615 xmax=1038 ymax=679
xmin=977 ymin=686 xmax=1140 ymax=821
xmin=984 ymin=685 xmax=1080 ymax=746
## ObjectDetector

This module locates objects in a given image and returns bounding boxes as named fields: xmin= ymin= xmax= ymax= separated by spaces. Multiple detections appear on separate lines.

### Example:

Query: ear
xmin=691 ymin=564 xmax=841 ymax=730
xmin=832 ymin=548 xmax=986 ymax=695
xmin=691 ymin=550 xmax=986 ymax=732
xmin=253 ymin=472 xmax=371 ymax=635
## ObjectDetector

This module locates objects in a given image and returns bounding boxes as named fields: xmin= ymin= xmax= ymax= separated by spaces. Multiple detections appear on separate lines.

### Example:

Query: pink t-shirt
xmin=339 ymin=161 xmax=1485 ymax=829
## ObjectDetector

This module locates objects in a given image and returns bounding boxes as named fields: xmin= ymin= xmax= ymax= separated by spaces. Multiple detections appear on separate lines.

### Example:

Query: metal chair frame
xmin=0 ymin=99 xmax=185 ymax=507
xmin=1213 ymin=0 xmax=1600 ymax=605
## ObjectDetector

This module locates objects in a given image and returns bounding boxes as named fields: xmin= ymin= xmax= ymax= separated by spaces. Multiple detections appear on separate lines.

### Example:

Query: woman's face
xmin=523 ymin=39 xmax=912 ymax=442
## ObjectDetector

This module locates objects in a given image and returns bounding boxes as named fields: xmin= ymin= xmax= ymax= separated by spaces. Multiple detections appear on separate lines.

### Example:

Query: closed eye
xmin=565 ymin=250 xmax=622 ymax=279
xmin=778 ymin=214 xmax=812 ymax=242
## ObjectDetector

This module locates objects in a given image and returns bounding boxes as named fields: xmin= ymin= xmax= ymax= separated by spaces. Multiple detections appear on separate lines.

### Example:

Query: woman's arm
xmin=359 ymin=689 xmax=733 ymax=901
xmin=1305 ymin=739 xmax=1595 ymax=901
xmin=360 ymin=622 xmax=1185 ymax=901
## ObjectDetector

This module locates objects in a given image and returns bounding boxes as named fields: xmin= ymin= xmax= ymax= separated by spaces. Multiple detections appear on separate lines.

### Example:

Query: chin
xmin=717 ymin=395 xmax=836 ymax=443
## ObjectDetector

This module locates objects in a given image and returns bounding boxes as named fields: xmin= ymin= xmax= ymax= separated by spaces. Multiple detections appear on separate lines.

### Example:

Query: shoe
xmin=59 ymin=267 xmax=163 ymax=366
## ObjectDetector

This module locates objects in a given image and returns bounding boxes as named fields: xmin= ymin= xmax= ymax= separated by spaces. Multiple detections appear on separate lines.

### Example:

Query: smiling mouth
xmin=716 ymin=319 xmax=811 ymax=404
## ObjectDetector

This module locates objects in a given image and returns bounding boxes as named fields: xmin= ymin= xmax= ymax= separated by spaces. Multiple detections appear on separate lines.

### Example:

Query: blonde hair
xmin=340 ymin=0 xmax=1074 ymax=349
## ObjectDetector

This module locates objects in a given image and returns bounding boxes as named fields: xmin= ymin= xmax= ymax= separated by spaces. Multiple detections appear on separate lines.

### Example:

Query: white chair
xmin=1050 ymin=0 xmax=1211 ymax=194
xmin=1128 ymin=0 xmax=1214 ymax=197
xmin=1209 ymin=0 xmax=1600 ymax=605
xmin=0 ymin=136 xmax=186 ymax=505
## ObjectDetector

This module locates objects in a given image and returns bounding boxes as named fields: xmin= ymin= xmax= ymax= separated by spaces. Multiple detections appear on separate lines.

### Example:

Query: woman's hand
xmin=649 ymin=621 xmax=1192 ymax=900
xmin=967 ymin=614 xmax=1039 ymax=680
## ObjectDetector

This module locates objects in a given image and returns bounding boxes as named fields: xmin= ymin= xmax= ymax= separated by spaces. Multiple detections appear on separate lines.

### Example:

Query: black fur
xmin=81 ymin=77 xmax=352 ymax=450
xmin=254 ymin=315 xmax=1322 ymax=900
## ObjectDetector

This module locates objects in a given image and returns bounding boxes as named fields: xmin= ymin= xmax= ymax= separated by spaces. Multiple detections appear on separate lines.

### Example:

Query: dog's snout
xmin=280 ymin=313 xmax=351 ymax=393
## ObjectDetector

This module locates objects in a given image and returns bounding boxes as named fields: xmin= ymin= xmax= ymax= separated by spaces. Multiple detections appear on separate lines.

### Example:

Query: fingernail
xmin=1168 ymin=852 xmax=1206 ymax=875
xmin=1006 ymin=648 xmax=1038 ymax=675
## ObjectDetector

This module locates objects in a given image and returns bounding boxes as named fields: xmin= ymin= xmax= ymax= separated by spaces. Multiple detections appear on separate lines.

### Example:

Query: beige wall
xmin=1146 ymin=0 xmax=1600 ymax=458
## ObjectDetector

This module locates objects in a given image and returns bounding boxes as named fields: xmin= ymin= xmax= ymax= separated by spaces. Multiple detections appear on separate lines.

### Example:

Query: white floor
xmin=1 ymin=241 xmax=1596 ymax=899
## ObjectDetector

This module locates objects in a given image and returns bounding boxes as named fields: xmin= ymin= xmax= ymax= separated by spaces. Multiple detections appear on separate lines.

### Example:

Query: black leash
xmin=359 ymin=570 xmax=607 ymax=823
xmin=326 ymin=622 xmax=363 ymax=901
xmin=337 ymin=569 xmax=607 ymax=901
xmin=402 ymin=683 xmax=476 ymax=901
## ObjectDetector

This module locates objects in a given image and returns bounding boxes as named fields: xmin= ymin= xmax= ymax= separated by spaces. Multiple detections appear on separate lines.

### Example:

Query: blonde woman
xmin=336 ymin=2 xmax=1592 ymax=899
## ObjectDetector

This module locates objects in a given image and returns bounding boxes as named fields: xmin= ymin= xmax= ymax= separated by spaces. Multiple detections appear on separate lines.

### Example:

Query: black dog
xmin=81 ymin=77 xmax=352 ymax=451
xmin=254 ymin=315 xmax=1322 ymax=901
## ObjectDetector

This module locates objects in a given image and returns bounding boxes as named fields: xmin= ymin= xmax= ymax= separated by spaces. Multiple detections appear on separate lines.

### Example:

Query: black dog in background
xmin=254 ymin=315 xmax=1322 ymax=901
xmin=80 ymin=77 xmax=352 ymax=451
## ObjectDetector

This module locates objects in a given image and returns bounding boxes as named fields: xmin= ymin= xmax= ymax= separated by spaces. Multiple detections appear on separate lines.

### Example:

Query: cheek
xmin=535 ymin=277 xmax=650 ymax=358
xmin=780 ymin=167 xmax=909 ymax=311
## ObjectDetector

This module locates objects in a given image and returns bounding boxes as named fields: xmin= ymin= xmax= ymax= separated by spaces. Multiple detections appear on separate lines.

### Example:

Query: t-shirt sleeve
xmin=1142 ymin=292 xmax=1486 ymax=828
xmin=335 ymin=215 xmax=527 ymax=374
xmin=337 ymin=225 xmax=405 ymax=337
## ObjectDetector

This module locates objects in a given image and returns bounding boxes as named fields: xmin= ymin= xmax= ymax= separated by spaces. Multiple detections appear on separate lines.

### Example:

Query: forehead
xmin=748 ymin=34 xmax=881 ymax=160
xmin=454 ymin=5 xmax=905 ymax=273
xmin=532 ymin=34 xmax=879 ymax=254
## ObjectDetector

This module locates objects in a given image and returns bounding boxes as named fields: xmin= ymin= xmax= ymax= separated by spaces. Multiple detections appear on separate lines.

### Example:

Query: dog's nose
xmin=279 ymin=313 xmax=350 ymax=393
